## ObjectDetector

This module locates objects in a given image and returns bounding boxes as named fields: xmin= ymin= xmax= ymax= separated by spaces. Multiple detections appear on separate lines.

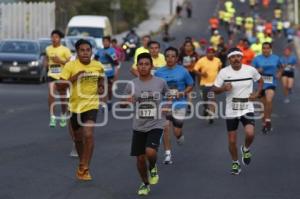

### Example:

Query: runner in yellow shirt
xmin=131 ymin=35 xmax=151 ymax=76
xmin=132 ymin=40 xmax=166 ymax=77
xmin=44 ymin=30 xmax=72 ymax=128
xmin=194 ymin=47 xmax=222 ymax=124
xmin=59 ymin=39 xmax=105 ymax=181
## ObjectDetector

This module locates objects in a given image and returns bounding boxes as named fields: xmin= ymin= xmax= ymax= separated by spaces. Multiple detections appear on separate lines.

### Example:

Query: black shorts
xmin=131 ymin=129 xmax=163 ymax=156
xmin=226 ymin=112 xmax=255 ymax=132
xmin=260 ymin=86 xmax=276 ymax=97
xmin=47 ymin=76 xmax=57 ymax=82
xmin=70 ymin=109 xmax=98 ymax=131
xmin=282 ymin=71 xmax=294 ymax=78
xmin=201 ymin=86 xmax=214 ymax=102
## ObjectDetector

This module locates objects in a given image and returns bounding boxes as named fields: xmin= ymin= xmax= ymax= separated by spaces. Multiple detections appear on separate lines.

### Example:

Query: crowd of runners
xmin=43 ymin=0 xmax=298 ymax=196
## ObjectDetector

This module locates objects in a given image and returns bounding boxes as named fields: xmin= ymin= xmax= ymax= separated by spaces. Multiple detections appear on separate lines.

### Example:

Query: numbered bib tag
xmin=284 ymin=65 xmax=293 ymax=71
xmin=262 ymin=75 xmax=273 ymax=84
xmin=103 ymin=64 xmax=113 ymax=71
xmin=183 ymin=56 xmax=192 ymax=66
xmin=138 ymin=104 xmax=156 ymax=119
xmin=232 ymin=98 xmax=249 ymax=111
xmin=151 ymin=69 xmax=156 ymax=75
xmin=207 ymin=91 xmax=215 ymax=99
xmin=50 ymin=65 xmax=61 ymax=74
xmin=168 ymin=89 xmax=178 ymax=98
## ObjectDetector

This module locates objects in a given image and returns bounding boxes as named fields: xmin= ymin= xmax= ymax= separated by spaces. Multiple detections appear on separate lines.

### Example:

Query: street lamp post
xmin=110 ymin=0 xmax=121 ymax=34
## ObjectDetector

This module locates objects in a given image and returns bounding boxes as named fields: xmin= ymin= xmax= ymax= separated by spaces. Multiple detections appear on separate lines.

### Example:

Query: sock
xmin=144 ymin=182 xmax=149 ymax=186
xmin=243 ymin=146 xmax=249 ymax=152
xmin=148 ymin=159 xmax=156 ymax=171
xmin=265 ymin=118 xmax=271 ymax=122
xmin=233 ymin=160 xmax=239 ymax=164
xmin=165 ymin=150 xmax=171 ymax=155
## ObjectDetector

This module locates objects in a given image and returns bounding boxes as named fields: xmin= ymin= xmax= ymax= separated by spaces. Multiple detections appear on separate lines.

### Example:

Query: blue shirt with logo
xmin=280 ymin=55 xmax=297 ymax=72
xmin=252 ymin=54 xmax=281 ymax=89
xmin=155 ymin=65 xmax=194 ymax=109
xmin=95 ymin=47 xmax=117 ymax=78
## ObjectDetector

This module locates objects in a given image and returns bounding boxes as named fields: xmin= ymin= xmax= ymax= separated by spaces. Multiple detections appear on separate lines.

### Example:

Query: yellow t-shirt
xmin=132 ymin=47 xmax=149 ymax=68
xmin=60 ymin=59 xmax=104 ymax=113
xmin=210 ymin=35 xmax=221 ymax=50
xmin=46 ymin=45 xmax=72 ymax=79
xmin=194 ymin=57 xmax=222 ymax=86
xmin=251 ymin=43 xmax=262 ymax=55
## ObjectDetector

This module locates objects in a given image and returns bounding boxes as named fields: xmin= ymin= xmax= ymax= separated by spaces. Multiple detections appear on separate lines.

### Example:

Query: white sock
xmin=233 ymin=160 xmax=239 ymax=164
xmin=243 ymin=146 xmax=249 ymax=152
xmin=165 ymin=150 xmax=171 ymax=155
xmin=265 ymin=118 xmax=271 ymax=122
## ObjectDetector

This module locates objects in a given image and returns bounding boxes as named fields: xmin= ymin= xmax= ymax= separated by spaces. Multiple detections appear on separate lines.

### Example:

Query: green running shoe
xmin=137 ymin=183 xmax=150 ymax=196
xmin=49 ymin=116 xmax=56 ymax=128
xmin=231 ymin=162 xmax=241 ymax=175
xmin=149 ymin=166 xmax=159 ymax=185
xmin=60 ymin=117 xmax=67 ymax=128
xmin=241 ymin=145 xmax=252 ymax=165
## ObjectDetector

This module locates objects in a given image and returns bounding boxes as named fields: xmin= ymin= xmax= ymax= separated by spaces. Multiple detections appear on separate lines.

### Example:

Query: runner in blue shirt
xmin=155 ymin=46 xmax=194 ymax=164
xmin=280 ymin=47 xmax=297 ymax=103
xmin=252 ymin=42 xmax=282 ymax=134
xmin=95 ymin=36 xmax=119 ymax=110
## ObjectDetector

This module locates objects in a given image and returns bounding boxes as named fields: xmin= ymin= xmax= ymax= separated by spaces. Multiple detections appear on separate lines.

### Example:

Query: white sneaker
xmin=163 ymin=154 xmax=173 ymax=165
xmin=69 ymin=143 xmax=78 ymax=158
xmin=176 ymin=135 xmax=185 ymax=146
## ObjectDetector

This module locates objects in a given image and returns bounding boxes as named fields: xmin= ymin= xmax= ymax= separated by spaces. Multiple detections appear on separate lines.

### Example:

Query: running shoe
xmin=163 ymin=154 xmax=173 ymax=165
xmin=60 ymin=117 xmax=67 ymax=127
xmin=231 ymin=162 xmax=241 ymax=175
xmin=49 ymin=116 xmax=56 ymax=128
xmin=70 ymin=143 xmax=79 ymax=158
xmin=76 ymin=167 xmax=92 ymax=181
xmin=149 ymin=165 xmax=159 ymax=185
xmin=176 ymin=135 xmax=185 ymax=146
xmin=137 ymin=183 xmax=150 ymax=196
xmin=240 ymin=145 xmax=251 ymax=165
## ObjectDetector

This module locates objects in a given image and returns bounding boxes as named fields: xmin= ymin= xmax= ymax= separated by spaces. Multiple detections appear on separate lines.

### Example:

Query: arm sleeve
xmin=252 ymin=57 xmax=259 ymax=68
xmin=214 ymin=70 xmax=224 ymax=87
xmin=60 ymin=63 xmax=72 ymax=80
xmin=194 ymin=59 xmax=202 ymax=71
xmin=252 ymin=67 xmax=261 ymax=82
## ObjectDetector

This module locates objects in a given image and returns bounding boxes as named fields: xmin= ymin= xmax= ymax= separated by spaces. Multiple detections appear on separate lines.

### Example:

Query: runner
xmin=95 ymin=36 xmax=118 ymax=111
xmin=45 ymin=29 xmax=72 ymax=128
xmin=194 ymin=47 xmax=222 ymax=124
xmin=252 ymin=42 xmax=282 ymax=134
xmin=59 ymin=39 xmax=104 ymax=180
xmin=132 ymin=41 xmax=166 ymax=77
xmin=131 ymin=35 xmax=151 ymax=76
xmin=280 ymin=47 xmax=297 ymax=103
xmin=242 ymin=40 xmax=255 ymax=65
xmin=213 ymin=47 xmax=263 ymax=175
xmin=122 ymin=52 xmax=168 ymax=196
xmin=155 ymin=47 xmax=194 ymax=164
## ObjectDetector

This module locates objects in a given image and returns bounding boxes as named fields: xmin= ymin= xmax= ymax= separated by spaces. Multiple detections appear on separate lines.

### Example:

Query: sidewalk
xmin=113 ymin=0 xmax=185 ymax=42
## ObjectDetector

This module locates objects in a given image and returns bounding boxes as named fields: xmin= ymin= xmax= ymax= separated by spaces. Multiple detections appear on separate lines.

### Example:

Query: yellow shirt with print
xmin=194 ymin=57 xmax=222 ymax=86
xmin=132 ymin=46 xmax=149 ymax=68
xmin=60 ymin=59 xmax=104 ymax=113
xmin=46 ymin=45 xmax=72 ymax=79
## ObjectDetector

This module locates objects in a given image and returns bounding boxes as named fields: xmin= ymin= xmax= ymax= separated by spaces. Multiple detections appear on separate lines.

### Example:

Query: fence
xmin=0 ymin=2 xmax=55 ymax=40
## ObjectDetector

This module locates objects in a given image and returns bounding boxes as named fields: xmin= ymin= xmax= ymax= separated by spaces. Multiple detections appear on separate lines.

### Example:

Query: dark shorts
xmin=189 ymin=72 xmax=196 ymax=83
xmin=226 ymin=112 xmax=255 ymax=132
xmin=47 ymin=76 xmax=58 ymax=82
xmin=131 ymin=129 xmax=163 ymax=156
xmin=70 ymin=109 xmax=98 ymax=131
xmin=260 ymin=86 xmax=276 ymax=97
xmin=282 ymin=71 xmax=294 ymax=78
xmin=165 ymin=108 xmax=186 ymax=128
xmin=200 ymin=86 xmax=215 ymax=102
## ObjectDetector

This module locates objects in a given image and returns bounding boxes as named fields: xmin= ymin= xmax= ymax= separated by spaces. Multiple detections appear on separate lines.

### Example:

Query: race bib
xmin=262 ymin=75 xmax=273 ymax=84
xmin=138 ymin=104 xmax=156 ymax=119
xmin=169 ymin=89 xmax=178 ymax=98
xmin=183 ymin=56 xmax=192 ymax=66
xmin=103 ymin=63 xmax=113 ymax=71
xmin=232 ymin=98 xmax=249 ymax=111
xmin=50 ymin=65 xmax=61 ymax=74
xmin=151 ymin=69 xmax=156 ymax=75
xmin=284 ymin=65 xmax=293 ymax=71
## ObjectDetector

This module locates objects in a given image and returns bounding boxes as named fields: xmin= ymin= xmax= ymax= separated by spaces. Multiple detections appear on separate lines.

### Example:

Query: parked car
xmin=0 ymin=39 xmax=46 ymax=83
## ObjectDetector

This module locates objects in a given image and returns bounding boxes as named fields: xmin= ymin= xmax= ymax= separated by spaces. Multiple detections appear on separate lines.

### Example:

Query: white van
xmin=65 ymin=15 xmax=112 ymax=48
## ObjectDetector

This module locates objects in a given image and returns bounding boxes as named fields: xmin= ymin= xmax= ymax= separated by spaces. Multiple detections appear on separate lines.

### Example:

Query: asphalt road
xmin=1 ymin=1 xmax=300 ymax=199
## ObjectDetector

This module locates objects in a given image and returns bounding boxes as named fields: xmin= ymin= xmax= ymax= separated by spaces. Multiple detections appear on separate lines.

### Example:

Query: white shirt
xmin=214 ymin=64 xmax=261 ymax=118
